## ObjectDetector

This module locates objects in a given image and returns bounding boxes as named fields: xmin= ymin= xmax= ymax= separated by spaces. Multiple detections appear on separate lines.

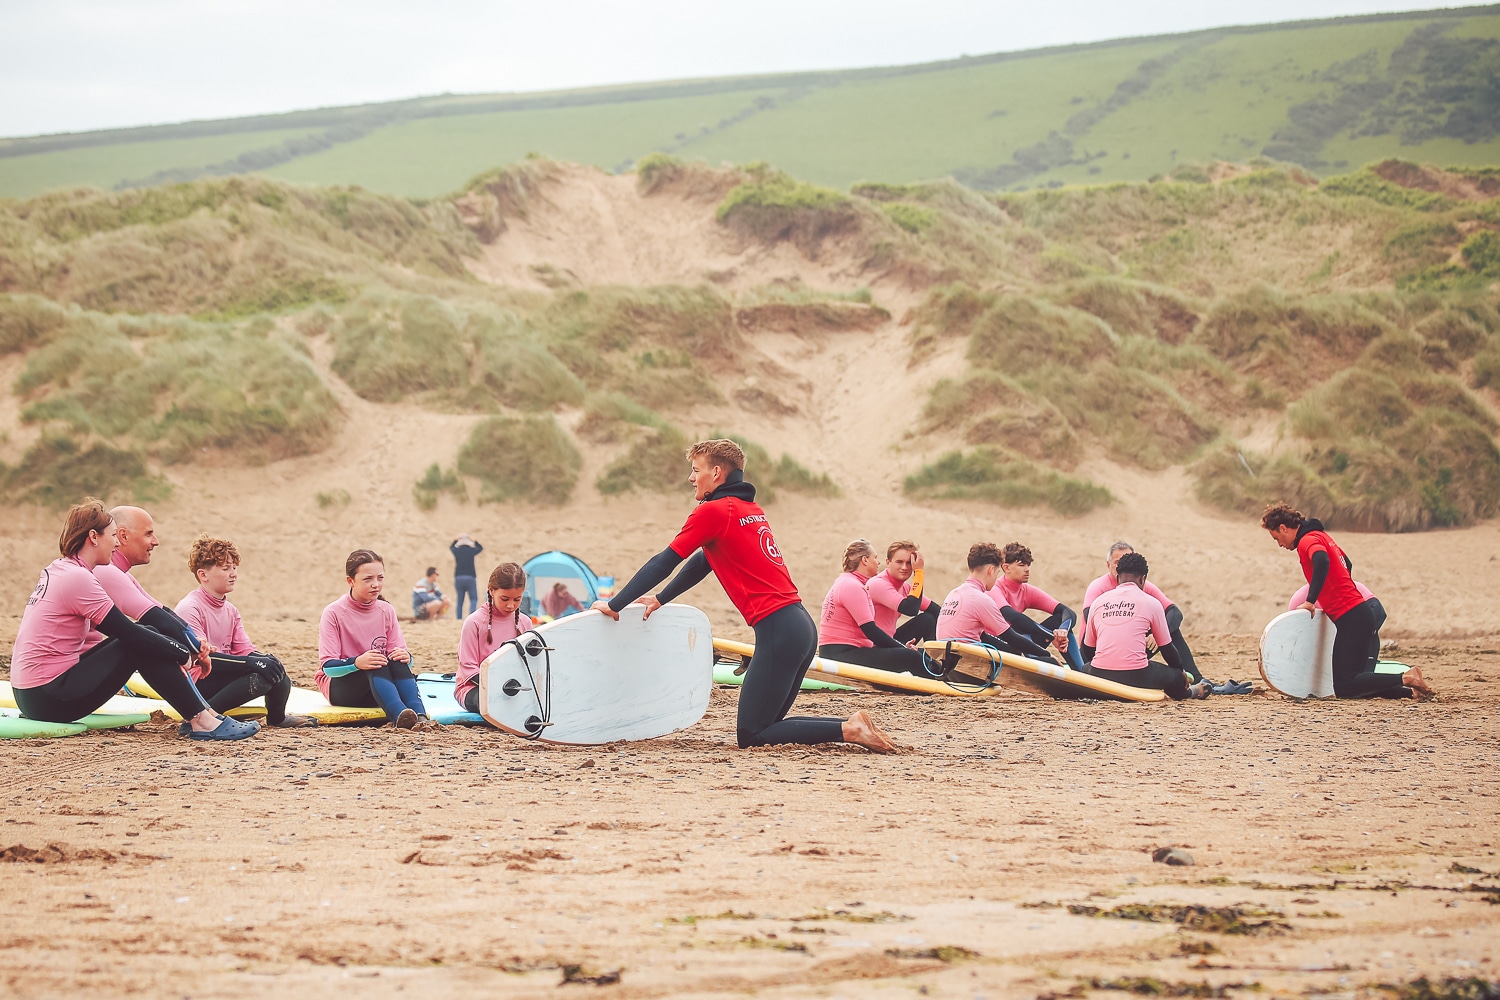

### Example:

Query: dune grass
xmin=457 ymin=415 xmax=579 ymax=504
xmin=904 ymin=447 xmax=1113 ymax=516
xmin=0 ymin=435 xmax=170 ymax=510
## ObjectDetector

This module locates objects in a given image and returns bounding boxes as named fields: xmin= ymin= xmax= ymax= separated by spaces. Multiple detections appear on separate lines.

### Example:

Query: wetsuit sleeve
xmin=1158 ymin=640 xmax=1182 ymax=671
xmin=896 ymin=595 xmax=926 ymax=615
xmin=859 ymin=622 xmax=904 ymax=648
xmin=321 ymin=657 xmax=359 ymax=678
xmin=1164 ymin=603 xmax=1184 ymax=633
xmin=1305 ymin=550 xmax=1330 ymax=605
xmin=139 ymin=605 xmax=198 ymax=649
xmin=609 ymin=547 xmax=685 ymax=612
xmin=1054 ymin=603 xmax=1077 ymax=628
xmin=656 ymin=550 xmax=711 ymax=605
xmin=95 ymin=607 xmax=192 ymax=663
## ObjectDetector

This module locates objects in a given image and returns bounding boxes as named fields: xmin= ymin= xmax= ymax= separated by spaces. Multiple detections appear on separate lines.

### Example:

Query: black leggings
xmin=739 ymin=603 xmax=845 ymax=748
xmin=990 ymin=611 xmax=1059 ymax=662
xmin=819 ymin=643 xmax=932 ymax=676
xmin=14 ymin=637 xmax=209 ymax=723
xmin=892 ymin=608 xmax=938 ymax=645
xmin=1162 ymin=605 xmax=1202 ymax=682
xmin=1089 ymin=661 xmax=1192 ymax=700
xmin=1332 ymin=599 xmax=1407 ymax=699
xmin=195 ymin=653 xmax=292 ymax=724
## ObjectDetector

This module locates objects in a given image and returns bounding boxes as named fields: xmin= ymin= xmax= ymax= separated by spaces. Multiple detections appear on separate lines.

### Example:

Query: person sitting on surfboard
xmin=818 ymin=539 xmax=938 ymax=677
xmin=1081 ymin=553 xmax=1209 ymax=700
xmin=456 ymin=562 xmax=529 ymax=716
xmin=934 ymin=543 xmax=1057 ymax=663
xmin=1261 ymin=504 xmax=1432 ymax=699
xmin=9 ymin=499 xmax=256 ymax=741
xmin=175 ymin=535 xmax=315 ymax=728
xmin=592 ymin=438 xmax=895 ymax=752
xmin=993 ymin=542 xmax=1085 ymax=671
xmin=318 ymin=549 xmax=437 ymax=730
xmin=868 ymin=540 xmax=939 ymax=644
xmin=1082 ymin=541 xmax=1202 ymax=682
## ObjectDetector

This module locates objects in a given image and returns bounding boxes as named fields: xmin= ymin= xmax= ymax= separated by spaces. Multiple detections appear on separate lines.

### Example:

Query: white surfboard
xmin=479 ymin=604 xmax=712 ymax=745
xmin=1260 ymin=609 xmax=1407 ymax=698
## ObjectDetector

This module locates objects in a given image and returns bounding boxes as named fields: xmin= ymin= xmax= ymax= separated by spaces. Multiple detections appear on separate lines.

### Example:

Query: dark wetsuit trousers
xmin=999 ymin=607 xmax=1088 ymax=669
xmin=892 ymin=608 xmax=939 ymax=645
xmin=1091 ymin=661 xmax=1192 ymax=700
xmin=1332 ymin=599 xmax=1407 ymax=699
xmin=819 ymin=643 xmax=932 ymax=676
xmin=328 ymin=659 xmax=427 ymax=720
xmin=740 ymin=603 xmax=845 ymax=748
xmin=14 ymin=637 xmax=209 ymax=723
xmin=195 ymin=653 xmax=293 ymax=725
xmin=1162 ymin=605 xmax=1201 ymax=682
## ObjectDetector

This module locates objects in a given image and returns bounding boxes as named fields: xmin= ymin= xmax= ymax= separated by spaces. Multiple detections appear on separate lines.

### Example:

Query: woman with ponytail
xmin=455 ymin=562 xmax=528 ymax=716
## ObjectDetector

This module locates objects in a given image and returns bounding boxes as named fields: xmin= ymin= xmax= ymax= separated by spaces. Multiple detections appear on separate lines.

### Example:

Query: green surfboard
xmin=712 ymin=663 xmax=852 ymax=692
xmin=0 ymin=715 xmax=87 ymax=739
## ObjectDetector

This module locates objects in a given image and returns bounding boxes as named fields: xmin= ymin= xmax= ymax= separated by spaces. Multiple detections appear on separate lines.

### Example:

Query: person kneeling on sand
xmin=175 ymin=535 xmax=315 ymax=728
xmin=867 ymin=540 xmax=939 ymax=645
xmin=1288 ymin=578 xmax=1385 ymax=675
xmin=320 ymin=549 xmax=437 ymax=730
xmin=818 ymin=539 xmax=939 ymax=676
xmin=9 ymin=499 xmax=256 ymax=741
xmin=1262 ymin=503 xmax=1431 ymax=700
xmin=1081 ymin=553 xmax=1209 ymax=700
xmin=1083 ymin=541 xmax=1202 ymax=682
xmin=593 ymin=438 xmax=895 ymax=752
xmin=934 ymin=542 xmax=1058 ymax=663
xmin=993 ymin=542 xmax=1085 ymax=671
xmin=412 ymin=567 xmax=451 ymax=621
xmin=456 ymin=562 xmax=529 ymax=717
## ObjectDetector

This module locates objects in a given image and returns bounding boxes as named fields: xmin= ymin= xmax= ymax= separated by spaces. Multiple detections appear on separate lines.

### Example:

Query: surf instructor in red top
xmin=594 ymin=438 xmax=895 ymax=751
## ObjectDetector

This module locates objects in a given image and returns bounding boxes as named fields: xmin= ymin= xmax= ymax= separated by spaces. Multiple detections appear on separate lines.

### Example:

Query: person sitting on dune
xmin=818 ymin=539 xmax=937 ymax=676
xmin=9 ymin=499 xmax=256 ymax=741
xmin=867 ymin=540 xmax=939 ymax=645
xmin=993 ymin=542 xmax=1085 ymax=670
xmin=1081 ymin=552 xmax=1209 ymax=700
xmin=1082 ymin=541 xmax=1201 ymax=681
xmin=1262 ymin=503 xmax=1431 ymax=700
xmin=175 ymin=535 xmax=315 ymax=728
xmin=411 ymin=567 xmax=451 ymax=621
xmin=934 ymin=542 xmax=1056 ymax=663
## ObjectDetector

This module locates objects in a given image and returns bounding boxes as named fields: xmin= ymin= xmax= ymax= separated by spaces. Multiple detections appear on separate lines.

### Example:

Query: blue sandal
xmin=188 ymin=716 xmax=259 ymax=741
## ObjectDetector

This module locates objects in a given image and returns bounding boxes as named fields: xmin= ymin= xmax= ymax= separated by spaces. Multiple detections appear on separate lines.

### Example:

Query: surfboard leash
xmin=934 ymin=641 xmax=1002 ymax=694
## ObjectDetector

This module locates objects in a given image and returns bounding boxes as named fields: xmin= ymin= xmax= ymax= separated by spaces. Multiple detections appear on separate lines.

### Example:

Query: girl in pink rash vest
xmin=9 ymin=499 xmax=254 ymax=740
xmin=1079 ymin=552 xmax=1207 ymax=700
xmin=175 ymin=535 xmax=314 ymax=728
xmin=318 ymin=549 xmax=432 ymax=730
xmin=817 ymin=540 xmax=934 ymax=676
xmin=456 ymin=562 xmax=529 ymax=716
xmin=992 ymin=542 xmax=1084 ymax=670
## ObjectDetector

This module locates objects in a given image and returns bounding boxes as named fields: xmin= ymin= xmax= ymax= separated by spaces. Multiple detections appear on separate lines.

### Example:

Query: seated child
xmin=319 ymin=549 xmax=435 ymax=730
xmin=175 ymin=535 xmax=315 ymax=728
xmin=456 ymin=562 xmax=529 ymax=716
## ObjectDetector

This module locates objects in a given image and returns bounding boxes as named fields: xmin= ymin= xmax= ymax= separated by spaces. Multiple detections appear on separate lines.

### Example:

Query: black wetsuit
xmin=820 ymin=621 xmax=935 ymax=676
xmin=1080 ymin=637 xmax=1192 ymax=700
xmin=610 ymin=472 xmax=845 ymax=747
xmin=1297 ymin=519 xmax=1407 ymax=699
xmin=195 ymin=653 xmax=295 ymax=725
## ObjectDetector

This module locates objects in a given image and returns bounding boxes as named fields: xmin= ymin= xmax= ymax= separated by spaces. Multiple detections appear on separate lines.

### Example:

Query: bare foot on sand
xmin=842 ymin=710 xmax=896 ymax=753
xmin=1403 ymin=667 xmax=1435 ymax=700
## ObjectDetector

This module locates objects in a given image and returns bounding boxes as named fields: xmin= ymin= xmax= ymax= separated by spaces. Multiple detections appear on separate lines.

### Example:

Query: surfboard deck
xmin=0 ymin=680 xmax=169 ymax=720
xmin=711 ymin=662 xmax=853 ymax=691
xmin=480 ymin=605 xmax=712 ymax=745
xmin=1260 ymin=610 xmax=1409 ymax=698
xmin=124 ymin=675 xmax=386 ymax=724
xmin=712 ymin=637 xmax=1003 ymax=698
xmin=922 ymin=640 xmax=1167 ymax=703
xmin=416 ymin=673 xmax=487 ymax=725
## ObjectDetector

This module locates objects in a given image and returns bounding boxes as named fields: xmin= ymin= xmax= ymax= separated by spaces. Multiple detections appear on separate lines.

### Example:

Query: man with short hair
xmin=594 ymin=438 xmax=895 ymax=752
xmin=412 ymin=567 xmax=450 ymax=620
xmin=1081 ymin=552 xmax=1209 ymax=700
xmin=993 ymin=542 xmax=1085 ymax=670
xmin=867 ymin=540 xmax=938 ymax=645
xmin=1082 ymin=540 xmax=1201 ymax=681
xmin=934 ymin=542 xmax=1054 ymax=664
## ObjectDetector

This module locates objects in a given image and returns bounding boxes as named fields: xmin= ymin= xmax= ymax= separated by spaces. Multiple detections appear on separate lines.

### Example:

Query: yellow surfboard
xmin=712 ymin=637 xmax=1003 ymax=698
xmin=922 ymin=641 xmax=1166 ymax=703
xmin=125 ymin=674 xmax=387 ymax=724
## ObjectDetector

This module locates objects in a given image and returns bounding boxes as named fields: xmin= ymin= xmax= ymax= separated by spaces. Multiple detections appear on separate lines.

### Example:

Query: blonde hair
xmin=685 ymin=438 xmax=745 ymax=473
xmin=886 ymin=539 xmax=918 ymax=561
xmin=842 ymin=539 xmax=875 ymax=573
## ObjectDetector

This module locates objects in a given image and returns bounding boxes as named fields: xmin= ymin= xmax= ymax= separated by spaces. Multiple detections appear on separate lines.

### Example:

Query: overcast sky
xmin=0 ymin=0 xmax=1478 ymax=137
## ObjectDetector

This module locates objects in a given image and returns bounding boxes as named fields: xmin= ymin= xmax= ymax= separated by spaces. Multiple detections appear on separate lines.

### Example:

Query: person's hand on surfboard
xmin=591 ymin=600 xmax=619 ymax=621
xmin=637 ymin=595 xmax=662 ymax=620
xmin=355 ymin=650 xmax=387 ymax=671
xmin=1299 ymin=601 xmax=1317 ymax=616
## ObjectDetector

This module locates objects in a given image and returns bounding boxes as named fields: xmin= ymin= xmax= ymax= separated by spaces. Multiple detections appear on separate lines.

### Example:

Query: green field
xmin=4 ymin=6 xmax=1500 ymax=199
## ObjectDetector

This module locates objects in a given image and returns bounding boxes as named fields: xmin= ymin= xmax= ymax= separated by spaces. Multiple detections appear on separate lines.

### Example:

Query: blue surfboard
xmin=416 ymin=673 xmax=487 ymax=726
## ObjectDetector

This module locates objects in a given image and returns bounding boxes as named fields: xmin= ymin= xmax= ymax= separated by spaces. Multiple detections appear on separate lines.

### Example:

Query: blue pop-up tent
xmin=522 ymin=550 xmax=601 ymax=619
